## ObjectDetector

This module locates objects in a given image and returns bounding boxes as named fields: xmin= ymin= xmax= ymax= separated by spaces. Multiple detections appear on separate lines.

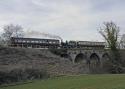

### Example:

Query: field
xmin=0 ymin=74 xmax=125 ymax=89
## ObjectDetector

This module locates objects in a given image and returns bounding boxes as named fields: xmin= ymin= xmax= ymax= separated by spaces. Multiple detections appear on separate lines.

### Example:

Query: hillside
xmin=1 ymin=47 xmax=125 ymax=85
xmin=0 ymin=47 xmax=88 ymax=76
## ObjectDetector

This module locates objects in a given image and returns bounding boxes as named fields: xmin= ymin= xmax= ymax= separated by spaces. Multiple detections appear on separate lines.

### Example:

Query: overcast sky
xmin=0 ymin=0 xmax=125 ymax=41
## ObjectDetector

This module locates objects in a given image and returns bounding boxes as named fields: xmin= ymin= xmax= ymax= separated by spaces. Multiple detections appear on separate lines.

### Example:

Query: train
xmin=10 ymin=37 xmax=106 ymax=49
xmin=61 ymin=41 xmax=106 ymax=49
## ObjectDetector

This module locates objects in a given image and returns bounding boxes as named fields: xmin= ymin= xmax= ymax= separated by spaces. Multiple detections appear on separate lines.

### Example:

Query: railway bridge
xmin=61 ymin=48 xmax=110 ymax=67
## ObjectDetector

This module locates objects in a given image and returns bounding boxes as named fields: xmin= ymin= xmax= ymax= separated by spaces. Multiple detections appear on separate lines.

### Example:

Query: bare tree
xmin=99 ymin=22 xmax=119 ymax=50
xmin=120 ymin=34 xmax=125 ymax=49
xmin=99 ymin=22 xmax=123 ymax=73
xmin=1 ymin=24 xmax=24 ymax=46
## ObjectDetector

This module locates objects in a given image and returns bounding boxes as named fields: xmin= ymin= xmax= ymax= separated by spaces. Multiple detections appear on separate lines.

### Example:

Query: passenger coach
xmin=10 ymin=37 xmax=60 ymax=48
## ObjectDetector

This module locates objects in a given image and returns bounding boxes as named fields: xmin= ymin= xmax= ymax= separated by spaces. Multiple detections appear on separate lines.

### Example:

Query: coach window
xmin=23 ymin=40 xmax=26 ymax=43
xmin=42 ymin=41 xmax=45 ymax=43
xmin=18 ymin=40 xmax=22 ymax=43
xmin=53 ymin=41 xmax=55 ymax=44
xmin=52 ymin=41 xmax=55 ymax=44
xmin=31 ymin=41 xmax=34 ymax=43
xmin=46 ymin=40 xmax=49 ymax=43
xmin=35 ymin=41 xmax=38 ymax=43
xmin=51 ymin=41 xmax=53 ymax=44
xmin=15 ymin=39 xmax=18 ymax=42
xmin=49 ymin=41 xmax=52 ymax=43
xmin=27 ymin=40 xmax=30 ymax=43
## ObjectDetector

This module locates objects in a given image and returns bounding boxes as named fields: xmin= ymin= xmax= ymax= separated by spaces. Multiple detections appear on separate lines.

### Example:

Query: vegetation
xmin=0 ymin=24 xmax=24 ymax=46
xmin=99 ymin=22 xmax=123 ymax=73
xmin=0 ymin=68 xmax=49 ymax=85
xmin=99 ymin=22 xmax=119 ymax=50
xmin=120 ymin=34 xmax=125 ymax=48
xmin=1 ymin=74 xmax=125 ymax=89
xmin=49 ymin=48 xmax=67 ymax=56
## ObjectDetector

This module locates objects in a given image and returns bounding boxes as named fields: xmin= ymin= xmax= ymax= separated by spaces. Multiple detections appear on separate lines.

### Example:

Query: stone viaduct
xmin=61 ymin=48 xmax=110 ymax=67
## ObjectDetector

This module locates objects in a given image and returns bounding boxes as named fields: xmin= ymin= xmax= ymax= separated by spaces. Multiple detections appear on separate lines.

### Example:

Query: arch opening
xmin=102 ymin=53 xmax=110 ymax=61
xmin=90 ymin=53 xmax=100 ymax=67
xmin=75 ymin=53 xmax=87 ymax=63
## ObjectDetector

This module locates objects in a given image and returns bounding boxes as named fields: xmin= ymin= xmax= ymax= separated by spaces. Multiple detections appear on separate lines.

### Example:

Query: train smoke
xmin=25 ymin=30 xmax=63 ymax=41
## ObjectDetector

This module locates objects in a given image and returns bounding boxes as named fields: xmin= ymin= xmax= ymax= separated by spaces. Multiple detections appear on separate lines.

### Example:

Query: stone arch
xmin=102 ymin=53 xmax=110 ymax=61
xmin=90 ymin=53 xmax=100 ymax=67
xmin=74 ymin=53 xmax=87 ymax=63
xmin=60 ymin=53 xmax=72 ymax=61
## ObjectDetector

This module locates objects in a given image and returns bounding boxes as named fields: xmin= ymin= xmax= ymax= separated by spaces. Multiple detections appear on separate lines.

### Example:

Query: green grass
xmin=1 ymin=74 xmax=125 ymax=89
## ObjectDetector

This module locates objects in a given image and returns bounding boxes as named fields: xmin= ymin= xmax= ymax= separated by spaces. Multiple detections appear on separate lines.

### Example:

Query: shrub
xmin=102 ymin=60 xmax=124 ymax=74
xmin=49 ymin=48 xmax=67 ymax=56
xmin=0 ymin=68 xmax=49 ymax=85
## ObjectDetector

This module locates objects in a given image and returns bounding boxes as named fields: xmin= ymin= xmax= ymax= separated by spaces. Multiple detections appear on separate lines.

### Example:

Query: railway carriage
xmin=10 ymin=37 xmax=60 ymax=48
xmin=77 ymin=41 xmax=105 ymax=49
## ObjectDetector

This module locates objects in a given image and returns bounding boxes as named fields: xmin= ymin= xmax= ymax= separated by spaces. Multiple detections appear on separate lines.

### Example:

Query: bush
xmin=0 ymin=68 xmax=49 ymax=85
xmin=102 ymin=60 xmax=124 ymax=74
xmin=49 ymin=48 xmax=67 ymax=56
xmin=24 ymin=68 xmax=49 ymax=80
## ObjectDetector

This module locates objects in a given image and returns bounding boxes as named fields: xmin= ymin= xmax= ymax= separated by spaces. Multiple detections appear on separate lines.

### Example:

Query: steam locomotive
xmin=10 ymin=37 xmax=106 ymax=49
